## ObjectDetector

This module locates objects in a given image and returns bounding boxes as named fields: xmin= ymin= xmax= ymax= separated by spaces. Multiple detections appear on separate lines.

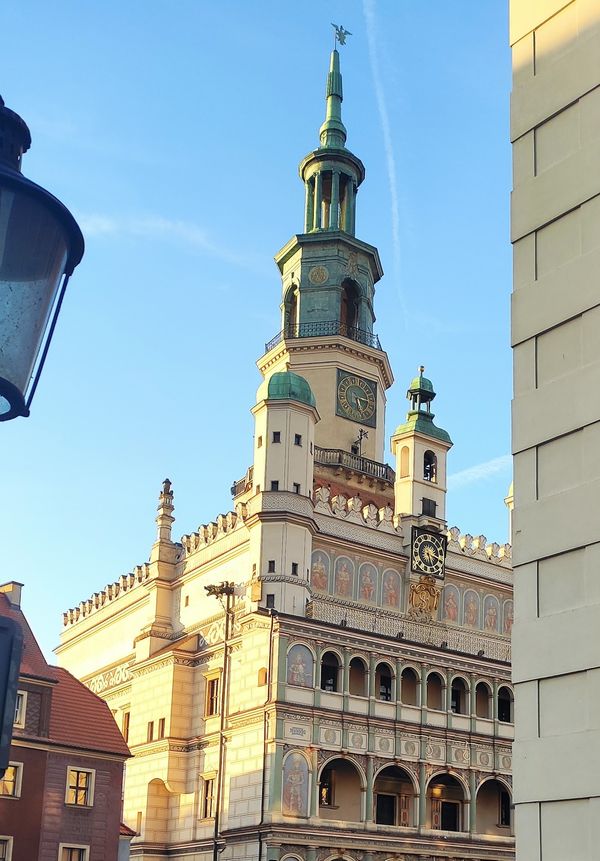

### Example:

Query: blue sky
xmin=1 ymin=1 xmax=511 ymax=657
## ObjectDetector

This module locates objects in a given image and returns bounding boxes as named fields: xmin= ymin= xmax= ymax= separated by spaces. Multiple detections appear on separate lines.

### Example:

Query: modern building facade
xmin=57 ymin=47 xmax=515 ymax=861
xmin=510 ymin=2 xmax=600 ymax=859
xmin=0 ymin=582 xmax=131 ymax=861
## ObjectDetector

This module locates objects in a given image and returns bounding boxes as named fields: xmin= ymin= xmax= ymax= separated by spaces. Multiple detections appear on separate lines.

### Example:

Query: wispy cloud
xmin=77 ymin=213 xmax=269 ymax=275
xmin=363 ymin=0 xmax=407 ymax=325
xmin=448 ymin=455 xmax=511 ymax=490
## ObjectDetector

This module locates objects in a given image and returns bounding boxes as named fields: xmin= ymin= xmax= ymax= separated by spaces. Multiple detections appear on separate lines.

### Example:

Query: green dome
xmin=267 ymin=371 xmax=316 ymax=407
xmin=408 ymin=373 xmax=434 ymax=395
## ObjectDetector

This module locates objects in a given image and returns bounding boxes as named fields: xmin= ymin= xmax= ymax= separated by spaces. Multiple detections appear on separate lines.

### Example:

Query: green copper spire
xmin=319 ymin=50 xmax=347 ymax=149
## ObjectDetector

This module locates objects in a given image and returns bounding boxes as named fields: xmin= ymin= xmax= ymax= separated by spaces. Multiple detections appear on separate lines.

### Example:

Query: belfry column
xmin=313 ymin=172 xmax=322 ymax=229
xmin=330 ymin=169 xmax=340 ymax=229
xmin=304 ymin=177 xmax=314 ymax=232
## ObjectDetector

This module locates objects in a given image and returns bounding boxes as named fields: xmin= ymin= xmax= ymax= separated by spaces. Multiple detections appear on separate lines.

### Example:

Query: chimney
xmin=0 ymin=582 xmax=24 ymax=608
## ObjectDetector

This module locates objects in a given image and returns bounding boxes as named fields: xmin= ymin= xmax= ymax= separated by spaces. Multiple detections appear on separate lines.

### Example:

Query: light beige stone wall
xmin=511 ymin=1 xmax=600 ymax=858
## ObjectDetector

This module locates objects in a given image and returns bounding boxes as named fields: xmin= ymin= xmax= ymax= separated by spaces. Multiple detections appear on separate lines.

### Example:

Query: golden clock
xmin=411 ymin=528 xmax=446 ymax=579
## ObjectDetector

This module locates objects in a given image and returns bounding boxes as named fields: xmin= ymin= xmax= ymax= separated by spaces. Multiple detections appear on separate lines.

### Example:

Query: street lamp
xmin=0 ymin=94 xmax=84 ymax=421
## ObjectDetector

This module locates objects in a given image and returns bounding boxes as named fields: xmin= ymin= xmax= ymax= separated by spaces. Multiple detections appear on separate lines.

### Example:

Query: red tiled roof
xmin=48 ymin=666 xmax=131 ymax=758
xmin=120 ymin=823 xmax=137 ymax=837
xmin=0 ymin=593 xmax=56 ymax=682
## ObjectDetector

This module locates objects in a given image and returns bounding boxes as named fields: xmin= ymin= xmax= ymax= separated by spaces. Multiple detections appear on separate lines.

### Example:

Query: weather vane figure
xmin=331 ymin=23 xmax=352 ymax=48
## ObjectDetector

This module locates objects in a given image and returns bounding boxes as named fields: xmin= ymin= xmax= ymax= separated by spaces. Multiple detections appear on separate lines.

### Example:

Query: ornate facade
xmin=56 ymin=43 xmax=514 ymax=861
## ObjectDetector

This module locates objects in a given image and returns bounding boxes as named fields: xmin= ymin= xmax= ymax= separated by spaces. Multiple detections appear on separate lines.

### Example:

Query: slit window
xmin=294 ymin=434 xmax=302 ymax=446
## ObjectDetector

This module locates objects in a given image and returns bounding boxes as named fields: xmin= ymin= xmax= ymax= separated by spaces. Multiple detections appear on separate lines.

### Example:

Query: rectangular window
xmin=440 ymin=800 xmax=459 ymax=831
xmin=0 ymin=838 xmax=13 ymax=861
xmin=270 ymin=480 xmax=279 ymax=491
xmin=268 ymin=560 xmax=276 ymax=573
xmin=147 ymin=721 xmax=154 ymax=742
xmin=158 ymin=718 xmax=165 ymax=739
xmin=13 ymin=692 xmax=26 ymax=728
xmin=122 ymin=711 xmax=130 ymax=743
xmin=310 ymin=442 xmax=313 ymax=454
xmin=375 ymin=793 xmax=395 ymax=825
xmin=421 ymin=497 xmax=437 ymax=517
xmin=202 ymin=777 xmax=215 ymax=818
xmin=294 ymin=433 xmax=302 ymax=446
xmin=0 ymin=764 xmax=21 ymax=798
xmin=59 ymin=845 xmax=89 ymax=861
xmin=257 ymin=436 xmax=263 ymax=448
xmin=206 ymin=677 xmax=220 ymax=716
xmin=293 ymin=482 xmax=301 ymax=494
xmin=291 ymin=563 xmax=298 ymax=576
xmin=499 ymin=790 xmax=511 ymax=826
xmin=266 ymin=594 xmax=275 ymax=609
xmin=272 ymin=431 xmax=281 ymax=443
xmin=65 ymin=768 xmax=94 ymax=807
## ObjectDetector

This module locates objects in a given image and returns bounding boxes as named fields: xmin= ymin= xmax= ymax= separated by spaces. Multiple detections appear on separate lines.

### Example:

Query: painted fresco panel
xmin=282 ymin=752 xmax=309 ymax=817
xmin=382 ymin=569 xmax=401 ymax=608
xmin=310 ymin=551 xmax=330 ymax=592
xmin=483 ymin=594 xmax=501 ymax=632
xmin=463 ymin=589 xmax=481 ymax=628
xmin=334 ymin=556 xmax=354 ymax=598
xmin=441 ymin=584 xmax=460 ymax=623
xmin=358 ymin=563 xmax=378 ymax=603
xmin=287 ymin=644 xmax=314 ymax=688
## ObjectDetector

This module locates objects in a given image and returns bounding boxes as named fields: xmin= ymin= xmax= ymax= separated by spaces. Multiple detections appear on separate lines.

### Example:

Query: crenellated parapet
xmin=63 ymin=563 xmax=151 ymax=627
xmin=313 ymin=484 xmax=511 ymax=567
xmin=180 ymin=503 xmax=247 ymax=556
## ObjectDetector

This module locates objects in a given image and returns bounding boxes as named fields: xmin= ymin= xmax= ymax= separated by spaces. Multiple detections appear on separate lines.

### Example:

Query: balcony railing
xmin=314 ymin=447 xmax=395 ymax=483
xmin=265 ymin=321 xmax=381 ymax=353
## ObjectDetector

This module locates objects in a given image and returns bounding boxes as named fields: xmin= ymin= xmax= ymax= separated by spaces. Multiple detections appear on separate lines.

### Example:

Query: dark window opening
xmin=268 ymin=560 xmax=276 ymax=573
xmin=272 ymin=431 xmax=281 ymax=443
xmin=498 ymin=688 xmax=513 ymax=723
xmin=375 ymin=793 xmax=395 ymax=825
xmin=291 ymin=562 xmax=298 ymax=576
xmin=441 ymin=800 xmax=459 ymax=831
xmin=424 ymin=450 xmax=437 ymax=482
xmin=499 ymin=790 xmax=511 ymax=826
xmin=293 ymin=482 xmax=301 ymax=494
xmin=422 ymin=497 xmax=437 ymax=517
xmin=147 ymin=721 xmax=154 ymax=742
xmin=266 ymin=594 xmax=275 ymax=608
xmin=202 ymin=777 xmax=215 ymax=818
xmin=320 ymin=653 xmax=340 ymax=692
xmin=122 ymin=711 xmax=130 ymax=742
xmin=270 ymin=480 xmax=279 ymax=491
xmin=294 ymin=434 xmax=302 ymax=446
xmin=206 ymin=678 xmax=220 ymax=716
xmin=158 ymin=718 xmax=165 ymax=739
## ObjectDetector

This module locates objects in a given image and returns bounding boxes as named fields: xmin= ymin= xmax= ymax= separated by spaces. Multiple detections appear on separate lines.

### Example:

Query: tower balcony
xmin=265 ymin=321 xmax=381 ymax=354
xmin=314 ymin=446 xmax=395 ymax=483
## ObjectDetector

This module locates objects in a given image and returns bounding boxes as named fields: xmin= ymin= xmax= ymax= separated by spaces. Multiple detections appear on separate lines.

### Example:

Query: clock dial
xmin=336 ymin=372 xmax=377 ymax=427
xmin=411 ymin=529 xmax=446 ymax=578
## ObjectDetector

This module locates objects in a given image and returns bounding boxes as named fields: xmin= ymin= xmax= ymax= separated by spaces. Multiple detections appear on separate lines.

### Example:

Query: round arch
xmin=426 ymin=769 xmax=471 ymax=801
xmin=476 ymin=774 xmax=512 ymax=796
xmin=318 ymin=755 xmax=367 ymax=789
xmin=373 ymin=762 xmax=418 ymax=794
xmin=400 ymin=662 xmax=421 ymax=681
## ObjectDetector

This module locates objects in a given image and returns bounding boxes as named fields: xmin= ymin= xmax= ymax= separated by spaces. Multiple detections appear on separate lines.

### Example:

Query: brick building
xmin=0 ymin=582 xmax=130 ymax=861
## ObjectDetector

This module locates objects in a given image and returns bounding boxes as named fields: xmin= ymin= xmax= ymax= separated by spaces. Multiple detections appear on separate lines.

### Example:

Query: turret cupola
xmin=391 ymin=367 xmax=453 ymax=524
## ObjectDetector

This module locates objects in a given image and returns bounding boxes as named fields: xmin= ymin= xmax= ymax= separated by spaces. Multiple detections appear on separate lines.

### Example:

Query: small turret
xmin=391 ymin=367 xmax=453 ymax=524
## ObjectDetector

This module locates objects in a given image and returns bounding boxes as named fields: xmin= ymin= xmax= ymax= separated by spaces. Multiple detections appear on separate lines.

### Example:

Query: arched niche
xmin=427 ymin=772 xmax=468 ymax=832
xmin=400 ymin=666 xmax=419 ymax=706
xmin=475 ymin=777 xmax=512 ymax=835
xmin=423 ymin=449 xmax=437 ymax=482
xmin=319 ymin=757 xmax=364 ymax=822
xmin=348 ymin=656 xmax=368 ymax=697
xmin=373 ymin=764 xmax=417 ymax=826
xmin=320 ymin=650 xmax=342 ymax=692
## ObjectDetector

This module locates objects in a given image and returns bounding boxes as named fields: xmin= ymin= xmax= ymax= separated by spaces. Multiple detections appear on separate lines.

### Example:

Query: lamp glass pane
xmin=0 ymin=186 xmax=68 ymax=397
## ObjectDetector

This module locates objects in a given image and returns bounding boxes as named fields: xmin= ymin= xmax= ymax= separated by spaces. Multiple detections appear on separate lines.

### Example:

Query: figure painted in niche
xmin=359 ymin=564 xmax=377 ymax=602
xmin=382 ymin=570 xmax=401 ymax=608
xmin=286 ymin=644 xmax=313 ymax=687
xmin=463 ymin=590 xmax=480 ymax=627
xmin=282 ymin=753 xmax=309 ymax=817
xmin=503 ymin=600 xmax=514 ymax=635
xmin=311 ymin=552 xmax=329 ymax=592
xmin=442 ymin=585 xmax=459 ymax=623
xmin=334 ymin=558 xmax=353 ymax=597
xmin=484 ymin=595 xmax=500 ymax=632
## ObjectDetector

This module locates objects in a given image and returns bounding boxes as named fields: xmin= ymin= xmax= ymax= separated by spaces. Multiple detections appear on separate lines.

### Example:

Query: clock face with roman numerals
xmin=336 ymin=371 xmax=377 ymax=428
